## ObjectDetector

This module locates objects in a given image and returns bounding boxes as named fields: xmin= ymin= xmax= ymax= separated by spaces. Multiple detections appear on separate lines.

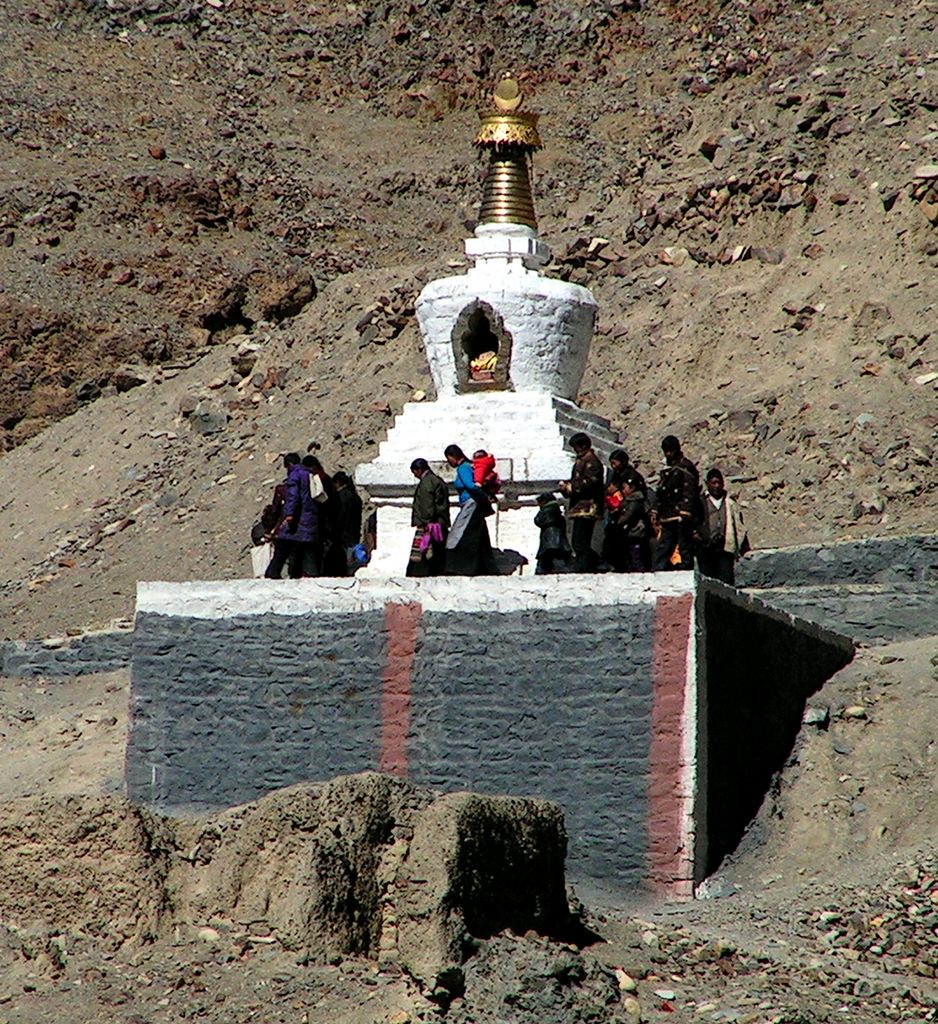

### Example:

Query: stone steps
xmin=553 ymin=398 xmax=622 ymax=460
xmin=371 ymin=395 xmax=621 ymax=463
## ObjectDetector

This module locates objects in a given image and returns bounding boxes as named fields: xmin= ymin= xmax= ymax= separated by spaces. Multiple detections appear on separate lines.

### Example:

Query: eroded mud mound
xmin=0 ymin=795 xmax=174 ymax=944
xmin=0 ymin=773 xmax=570 ymax=996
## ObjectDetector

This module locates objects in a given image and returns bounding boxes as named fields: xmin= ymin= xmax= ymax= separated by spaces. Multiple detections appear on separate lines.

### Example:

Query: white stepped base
xmin=355 ymin=391 xmax=617 ymax=576
xmin=356 ymin=392 xmax=619 ymax=491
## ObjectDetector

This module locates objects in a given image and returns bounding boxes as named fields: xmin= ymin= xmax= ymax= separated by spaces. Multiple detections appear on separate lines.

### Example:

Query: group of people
xmin=535 ymin=432 xmax=748 ymax=584
xmin=256 ymin=432 xmax=748 ymax=585
xmin=407 ymin=445 xmax=500 ymax=577
xmin=404 ymin=432 xmax=748 ymax=584
xmin=254 ymin=449 xmax=367 ymax=579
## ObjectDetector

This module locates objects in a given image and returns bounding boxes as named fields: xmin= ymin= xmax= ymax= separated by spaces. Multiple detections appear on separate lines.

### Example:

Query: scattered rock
xmin=75 ymin=380 xmax=101 ymax=403
xmin=246 ymin=264 xmax=316 ymax=323
xmin=112 ymin=367 xmax=147 ymax=393
xmin=188 ymin=399 xmax=228 ymax=435
xmin=805 ymin=705 xmax=831 ymax=728
xmin=231 ymin=338 xmax=261 ymax=377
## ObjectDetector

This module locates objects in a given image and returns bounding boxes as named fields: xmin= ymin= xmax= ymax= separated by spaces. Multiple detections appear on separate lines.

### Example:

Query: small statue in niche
xmin=469 ymin=350 xmax=498 ymax=382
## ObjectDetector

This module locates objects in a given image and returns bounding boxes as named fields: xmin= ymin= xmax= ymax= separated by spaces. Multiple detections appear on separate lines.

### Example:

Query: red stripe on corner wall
xmin=648 ymin=593 xmax=694 ymax=897
xmin=379 ymin=601 xmax=423 ymax=776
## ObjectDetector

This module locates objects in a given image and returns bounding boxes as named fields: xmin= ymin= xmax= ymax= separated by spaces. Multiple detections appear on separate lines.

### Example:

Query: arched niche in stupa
xmin=451 ymin=300 xmax=513 ymax=393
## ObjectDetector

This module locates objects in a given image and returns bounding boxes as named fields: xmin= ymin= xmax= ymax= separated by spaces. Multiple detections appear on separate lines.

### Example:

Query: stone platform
xmin=126 ymin=574 xmax=853 ymax=901
xmin=738 ymin=533 xmax=938 ymax=644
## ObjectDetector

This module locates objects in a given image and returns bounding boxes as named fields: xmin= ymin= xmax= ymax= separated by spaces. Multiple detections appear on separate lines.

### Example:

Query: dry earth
xmin=1 ymin=0 xmax=937 ymax=1021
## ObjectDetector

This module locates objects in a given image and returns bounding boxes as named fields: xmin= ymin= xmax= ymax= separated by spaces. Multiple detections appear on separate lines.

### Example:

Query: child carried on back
xmin=472 ymin=449 xmax=501 ymax=498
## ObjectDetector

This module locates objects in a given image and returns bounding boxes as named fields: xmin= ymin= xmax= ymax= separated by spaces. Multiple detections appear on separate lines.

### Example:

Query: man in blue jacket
xmin=265 ymin=453 xmax=321 ymax=578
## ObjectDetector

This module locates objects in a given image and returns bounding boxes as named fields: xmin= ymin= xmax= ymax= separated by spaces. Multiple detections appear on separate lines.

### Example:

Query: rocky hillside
xmin=1 ymin=0 xmax=936 ymax=635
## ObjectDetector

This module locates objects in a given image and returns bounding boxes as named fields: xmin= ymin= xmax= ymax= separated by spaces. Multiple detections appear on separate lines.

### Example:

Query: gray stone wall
xmin=736 ymin=533 xmax=938 ymax=588
xmin=127 ymin=602 xmax=658 ymax=893
xmin=127 ymin=610 xmax=386 ymax=808
xmin=695 ymin=582 xmax=854 ymax=879
xmin=410 ymin=606 xmax=655 ymax=891
xmin=0 ymin=629 xmax=133 ymax=678
xmin=745 ymin=584 xmax=938 ymax=645
xmin=127 ymin=576 xmax=856 ymax=898
xmin=735 ymin=534 xmax=938 ymax=643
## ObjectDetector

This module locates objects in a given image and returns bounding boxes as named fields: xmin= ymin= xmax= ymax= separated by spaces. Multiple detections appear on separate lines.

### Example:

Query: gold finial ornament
xmin=493 ymin=73 xmax=522 ymax=112
xmin=473 ymin=75 xmax=541 ymax=230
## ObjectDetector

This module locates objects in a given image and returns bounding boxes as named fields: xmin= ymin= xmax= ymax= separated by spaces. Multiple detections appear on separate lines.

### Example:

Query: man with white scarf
xmin=696 ymin=468 xmax=749 ymax=585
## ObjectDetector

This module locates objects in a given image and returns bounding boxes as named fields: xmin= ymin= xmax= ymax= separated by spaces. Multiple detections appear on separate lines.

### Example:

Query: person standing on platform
xmin=265 ymin=453 xmax=322 ymax=579
xmin=559 ymin=432 xmax=604 ymax=573
xmin=325 ymin=471 xmax=363 ymax=576
xmin=607 ymin=448 xmax=647 ymax=497
xmin=653 ymin=435 xmax=701 ymax=571
xmin=696 ymin=468 xmax=749 ymax=585
xmin=443 ymin=444 xmax=499 ymax=576
xmin=534 ymin=492 xmax=572 ymax=574
xmin=406 ymin=458 xmax=450 ymax=577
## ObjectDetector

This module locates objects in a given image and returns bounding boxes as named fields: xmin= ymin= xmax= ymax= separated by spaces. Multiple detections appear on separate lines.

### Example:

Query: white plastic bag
xmin=251 ymin=542 xmax=273 ymax=578
xmin=308 ymin=473 xmax=329 ymax=503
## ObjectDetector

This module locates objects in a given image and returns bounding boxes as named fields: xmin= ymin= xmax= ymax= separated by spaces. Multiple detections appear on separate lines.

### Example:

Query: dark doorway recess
xmin=451 ymin=300 xmax=513 ymax=393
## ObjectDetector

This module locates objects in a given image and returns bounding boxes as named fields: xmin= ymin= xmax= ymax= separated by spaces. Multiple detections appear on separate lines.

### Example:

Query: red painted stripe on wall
xmin=379 ymin=600 xmax=423 ymax=776
xmin=648 ymin=593 xmax=694 ymax=897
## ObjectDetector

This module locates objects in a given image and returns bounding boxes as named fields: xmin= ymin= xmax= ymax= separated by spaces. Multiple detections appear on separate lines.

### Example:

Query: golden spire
xmin=473 ymin=74 xmax=541 ymax=230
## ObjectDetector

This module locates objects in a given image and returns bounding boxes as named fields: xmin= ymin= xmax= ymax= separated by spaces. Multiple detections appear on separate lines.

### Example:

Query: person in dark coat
xmin=534 ymin=492 xmax=571 ymax=574
xmin=559 ymin=432 xmax=604 ymax=573
xmin=323 ymin=471 xmax=363 ymax=576
xmin=265 ymin=453 xmax=321 ymax=578
xmin=607 ymin=448 xmax=647 ymax=496
xmin=653 ymin=435 xmax=701 ymax=571
xmin=695 ymin=468 xmax=749 ymax=585
xmin=406 ymin=458 xmax=450 ymax=577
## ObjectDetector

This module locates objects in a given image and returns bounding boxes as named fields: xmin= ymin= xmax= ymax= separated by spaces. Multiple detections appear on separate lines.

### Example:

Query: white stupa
xmin=356 ymin=76 xmax=621 ymax=575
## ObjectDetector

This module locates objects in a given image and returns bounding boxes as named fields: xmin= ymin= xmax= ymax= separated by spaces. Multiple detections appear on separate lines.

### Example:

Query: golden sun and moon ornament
xmin=474 ymin=73 xmax=541 ymax=230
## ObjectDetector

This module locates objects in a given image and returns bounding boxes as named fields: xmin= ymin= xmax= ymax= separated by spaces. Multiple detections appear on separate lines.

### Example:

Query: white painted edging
xmin=137 ymin=574 xmax=696 ymax=620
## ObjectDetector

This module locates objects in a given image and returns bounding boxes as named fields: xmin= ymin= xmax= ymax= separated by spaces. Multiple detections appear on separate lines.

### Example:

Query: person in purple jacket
xmin=265 ymin=452 xmax=322 ymax=578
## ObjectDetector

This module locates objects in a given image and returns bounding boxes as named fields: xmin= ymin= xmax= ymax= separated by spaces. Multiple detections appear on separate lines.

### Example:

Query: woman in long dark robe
xmin=323 ymin=471 xmax=363 ymax=576
xmin=442 ymin=444 xmax=499 ymax=576
xmin=406 ymin=458 xmax=450 ymax=577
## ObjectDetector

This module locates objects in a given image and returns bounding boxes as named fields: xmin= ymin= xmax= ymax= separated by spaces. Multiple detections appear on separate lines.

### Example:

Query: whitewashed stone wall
xmin=417 ymin=271 xmax=597 ymax=400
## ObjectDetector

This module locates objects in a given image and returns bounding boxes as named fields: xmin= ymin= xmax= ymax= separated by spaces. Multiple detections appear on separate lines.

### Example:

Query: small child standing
xmin=534 ymin=492 xmax=572 ymax=574
xmin=472 ymin=449 xmax=501 ymax=497
xmin=603 ymin=478 xmax=651 ymax=572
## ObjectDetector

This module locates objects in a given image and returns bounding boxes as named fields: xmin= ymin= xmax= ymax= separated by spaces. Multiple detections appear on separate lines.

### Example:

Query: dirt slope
xmin=1 ymin=0 xmax=936 ymax=637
